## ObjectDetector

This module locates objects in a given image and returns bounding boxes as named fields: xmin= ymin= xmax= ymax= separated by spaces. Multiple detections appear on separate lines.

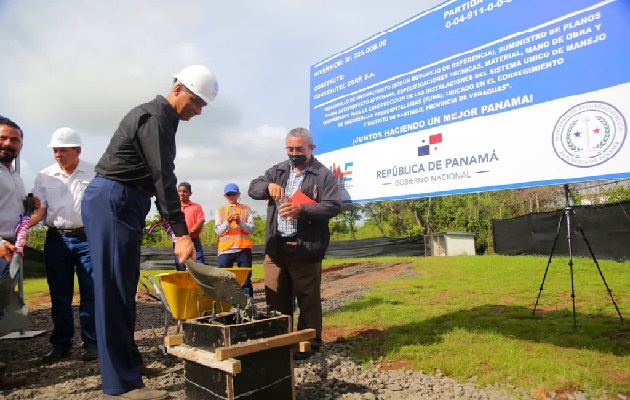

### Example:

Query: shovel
xmin=185 ymin=260 xmax=257 ymax=321
xmin=0 ymin=194 xmax=36 ymax=332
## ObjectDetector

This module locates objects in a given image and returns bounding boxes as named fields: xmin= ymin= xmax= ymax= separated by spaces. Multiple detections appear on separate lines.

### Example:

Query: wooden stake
xmin=215 ymin=329 xmax=316 ymax=360
xmin=167 ymin=344 xmax=241 ymax=374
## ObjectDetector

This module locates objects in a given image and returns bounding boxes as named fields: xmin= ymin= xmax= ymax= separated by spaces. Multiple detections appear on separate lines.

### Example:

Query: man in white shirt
xmin=0 ymin=116 xmax=31 ymax=389
xmin=31 ymin=128 xmax=97 ymax=364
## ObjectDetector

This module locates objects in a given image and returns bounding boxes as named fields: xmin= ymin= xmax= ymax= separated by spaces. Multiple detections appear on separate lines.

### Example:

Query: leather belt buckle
xmin=54 ymin=227 xmax=85 ymax=237
xmin=279 ymin=236 xmax=297 ymax=245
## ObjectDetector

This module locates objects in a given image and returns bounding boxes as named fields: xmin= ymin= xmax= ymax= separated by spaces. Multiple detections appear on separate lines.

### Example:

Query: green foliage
xmin=331 ymin=204 xmax=362 ymax=239
xmin=250 ymin=212 xmax=267 ymax=245
xmin=603 ymin=183 xmax=630 ymax=202
xmin=198 ymin=219 xmax=218 ymax=246
xmin=139 ymin=183 xmax=628 ymax=254
xmin=355 ymin=219 xmax=387 ymax=239
xmin=28 ymin=223 xmax=47 ymax=251
xmin=144 ymin=210 xmax=267 ymax=248
xmin=142 ymin=212 xmax=173 ymax=247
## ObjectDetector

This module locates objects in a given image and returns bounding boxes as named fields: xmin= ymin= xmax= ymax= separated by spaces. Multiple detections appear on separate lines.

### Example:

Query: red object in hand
xmin=288 ymin=190 xmax=316 ymax=205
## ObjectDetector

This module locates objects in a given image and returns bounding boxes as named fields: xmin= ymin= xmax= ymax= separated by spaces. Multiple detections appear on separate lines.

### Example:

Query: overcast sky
xmin=0 ymin=0 xmax=441 ymax=218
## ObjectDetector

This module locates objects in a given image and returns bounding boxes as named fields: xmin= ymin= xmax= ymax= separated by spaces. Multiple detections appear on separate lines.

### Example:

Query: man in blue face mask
xmin=248 ymin=127 xmax=342 ymax=361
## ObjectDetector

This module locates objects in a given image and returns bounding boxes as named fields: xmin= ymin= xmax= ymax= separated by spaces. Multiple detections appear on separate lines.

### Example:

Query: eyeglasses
xmin=285 ymin=146 xmax=307 ymax=153
xmin=225 ymin=192 xmax=238 ymax=196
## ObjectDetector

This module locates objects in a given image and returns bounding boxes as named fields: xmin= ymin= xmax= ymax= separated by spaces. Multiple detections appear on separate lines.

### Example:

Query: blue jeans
xmin=45 ymin=229 xmax=96 ymax=349
xmin=82 ymin=176 xmax=150 ymax=395
xmin=173 ymin=236 xmax=204 ymax=271
xmin=217 ymin=248 xmax=253 ymax=298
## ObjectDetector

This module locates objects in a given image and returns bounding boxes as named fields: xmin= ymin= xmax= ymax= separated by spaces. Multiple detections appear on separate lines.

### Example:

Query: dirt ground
xmin=0 ymin=262 xmax=414 ymax=399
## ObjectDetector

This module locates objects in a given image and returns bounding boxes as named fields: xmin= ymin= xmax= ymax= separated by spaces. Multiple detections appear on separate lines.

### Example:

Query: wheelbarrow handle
xmin=146 ymin=275 xmax=172 ymax=315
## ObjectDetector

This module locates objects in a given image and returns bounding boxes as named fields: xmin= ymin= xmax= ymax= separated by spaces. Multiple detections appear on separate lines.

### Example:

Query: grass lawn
xmin=324 ymin=255 xmax=630 ymax=398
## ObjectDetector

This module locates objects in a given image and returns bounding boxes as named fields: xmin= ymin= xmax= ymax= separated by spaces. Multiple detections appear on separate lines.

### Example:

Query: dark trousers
xmin=81 ymin=177 xmax=150 ymax=395
xmin=264 ymin=243 xmax=322 ymax=347
xmin=174 ymin=236 xmax=204 ymax=271
xmin=217 ymin=248 xmax=254 ymax=298
xmin=44 ymin=229 xmax=95 ymax=349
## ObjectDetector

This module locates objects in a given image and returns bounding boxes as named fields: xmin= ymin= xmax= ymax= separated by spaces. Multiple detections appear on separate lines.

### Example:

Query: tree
xmin=604 ymin=183 xmax=630 ymax=202
xmin=333 ymin=204 xmax=363 ymax=239
xmin=250 ymin=212 xmax=267 ymax=245
xmin=361 ymin=202 xmax=387 ymax=236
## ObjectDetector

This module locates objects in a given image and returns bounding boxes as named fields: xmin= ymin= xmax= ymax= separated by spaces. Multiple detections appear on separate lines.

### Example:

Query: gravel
xmin=0 ymin=263 xmax=588 ymax=399
xmin=294 ymin=342 xmax=528 ymax=400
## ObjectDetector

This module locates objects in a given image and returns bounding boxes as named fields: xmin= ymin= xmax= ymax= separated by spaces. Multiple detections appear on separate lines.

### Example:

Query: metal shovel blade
xmin=9 ymin=253 xmax=22 ymax=280
xmin=0 ymin=272 xmax=17 ymax=310
xmin=185 ymin=260 xmax=249 ymax=309
xmin=0 ymin=291 xmax=34 ymax=332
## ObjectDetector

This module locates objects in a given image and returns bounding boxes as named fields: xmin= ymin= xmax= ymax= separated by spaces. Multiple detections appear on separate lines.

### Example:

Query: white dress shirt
xmin=0 ymin=163 xmax=26 ymax=238
xmin=32 ymin=159 xmax=96 ymax=229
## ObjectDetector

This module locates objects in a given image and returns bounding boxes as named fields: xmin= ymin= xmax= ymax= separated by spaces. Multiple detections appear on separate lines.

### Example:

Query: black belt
xmin=278 ymin=236 xmax=297 ymax=243
xmin=50 ymin=227 xmax=85 ymax=237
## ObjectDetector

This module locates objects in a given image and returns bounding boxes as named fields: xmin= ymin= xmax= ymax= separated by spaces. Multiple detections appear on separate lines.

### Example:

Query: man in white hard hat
xmin=31 ymin=128 xmax=97 ymax=364
xmin=81 ymin=65 xmax=218 ymax=400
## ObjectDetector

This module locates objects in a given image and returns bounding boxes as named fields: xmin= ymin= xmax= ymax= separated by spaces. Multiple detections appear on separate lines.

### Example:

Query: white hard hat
xmin=172 ymin=65 xmax=219 ymax=103
xmin=47 ymin=127 xmax=82 ymax=148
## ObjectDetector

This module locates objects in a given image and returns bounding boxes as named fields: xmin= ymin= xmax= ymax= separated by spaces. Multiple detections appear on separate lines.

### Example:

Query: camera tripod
xmin=532 ymin=184 xmax=622 ymax=327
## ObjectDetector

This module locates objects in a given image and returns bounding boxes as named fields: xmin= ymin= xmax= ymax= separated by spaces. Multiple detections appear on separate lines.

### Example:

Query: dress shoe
xmin=293 ymin=351 xmax=313 ymax=361
xmin=0 ymin=373 xmax=26 ymax=390
xmin=103 ymin=388 xmax=169 ymax=400
xmin=82 ymin=346 xmax=98 ymax=362
xmin=41 ymin=347 xmax=71 ymax=364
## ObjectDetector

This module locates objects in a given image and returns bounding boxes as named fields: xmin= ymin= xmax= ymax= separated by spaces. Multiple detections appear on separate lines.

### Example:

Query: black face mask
xmin=289 ymin=154 xmax=307 ymax=167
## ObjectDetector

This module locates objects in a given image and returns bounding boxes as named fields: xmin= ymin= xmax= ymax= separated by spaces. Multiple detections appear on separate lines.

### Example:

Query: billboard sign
xmin=310 ymin=0 xmax=630 ymax=202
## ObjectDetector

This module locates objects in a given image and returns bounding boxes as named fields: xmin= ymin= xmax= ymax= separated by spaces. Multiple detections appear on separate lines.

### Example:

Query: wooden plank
xmin=168 ymin=344 xmax=241 ymax=374
xmin=164 ymin=334 xmax=183 ymax=347
xmin=215 ymin=329 xmax=316 ymax=361
xmin=298 ymin=341 xmax=311 ymax=353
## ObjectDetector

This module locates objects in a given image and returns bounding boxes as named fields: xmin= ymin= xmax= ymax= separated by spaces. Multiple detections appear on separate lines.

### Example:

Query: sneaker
xmin=82 ymin=346 xmax=98 ymax=362
xmin=41 ymin=347 xmax=71 ymax=364
xmin=103 ymin=388 xmax=169 ymax=400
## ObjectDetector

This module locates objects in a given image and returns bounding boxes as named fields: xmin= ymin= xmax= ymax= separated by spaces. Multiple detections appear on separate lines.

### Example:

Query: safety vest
xmin=217 ymin=203 xmax=253 ymax=252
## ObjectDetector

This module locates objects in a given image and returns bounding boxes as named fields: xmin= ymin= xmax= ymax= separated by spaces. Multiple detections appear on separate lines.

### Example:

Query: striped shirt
xmin=277 ymin=166 xmax=307 ymax=237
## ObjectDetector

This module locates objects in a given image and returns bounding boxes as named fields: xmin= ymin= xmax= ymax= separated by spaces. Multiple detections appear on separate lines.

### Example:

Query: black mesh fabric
xmin=139 ymin=236 xmax=427 ymax=270
xmin=493 ymin=200 xmax=630 ymax=261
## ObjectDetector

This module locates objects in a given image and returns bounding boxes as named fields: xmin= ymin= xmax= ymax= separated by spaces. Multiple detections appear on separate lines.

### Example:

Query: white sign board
xmin=310 ymin=0 xmax=630 ymax=202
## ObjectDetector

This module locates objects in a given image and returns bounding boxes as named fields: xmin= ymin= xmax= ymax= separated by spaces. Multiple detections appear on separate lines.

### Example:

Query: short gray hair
xmin=286 ymin=127 xmax=313 ymax=146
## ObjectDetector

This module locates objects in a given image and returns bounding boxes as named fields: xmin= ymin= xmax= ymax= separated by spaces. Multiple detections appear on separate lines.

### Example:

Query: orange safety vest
xmin=217 ymin=203 xmax=253 ymax=252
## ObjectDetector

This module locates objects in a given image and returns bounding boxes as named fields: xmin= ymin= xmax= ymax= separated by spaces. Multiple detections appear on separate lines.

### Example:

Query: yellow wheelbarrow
xmin=147 ymin=267 xmax=252 ymax=353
